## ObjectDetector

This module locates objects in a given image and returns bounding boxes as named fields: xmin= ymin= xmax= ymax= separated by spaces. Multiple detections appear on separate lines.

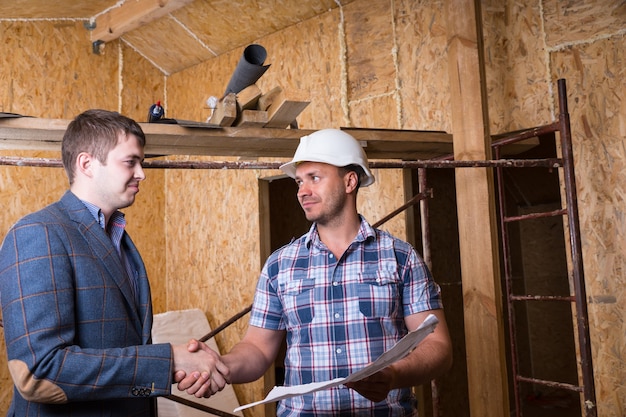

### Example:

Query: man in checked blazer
xmin=0 ymin=109 xmax=227 ymax=416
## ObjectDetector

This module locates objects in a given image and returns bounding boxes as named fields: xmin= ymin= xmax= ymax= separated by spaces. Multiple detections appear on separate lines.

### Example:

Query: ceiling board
xmin=1 ymin=0 xmax=355 ymax=74
xmin=0 ymin=0 xmax=117 ymax=19
xmin=123 ymin=15 xmax=216 ymax=74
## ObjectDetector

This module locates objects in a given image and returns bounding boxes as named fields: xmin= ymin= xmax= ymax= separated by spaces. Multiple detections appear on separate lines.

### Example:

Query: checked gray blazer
xmin=0 ymin=191 xmax=173 ymax=416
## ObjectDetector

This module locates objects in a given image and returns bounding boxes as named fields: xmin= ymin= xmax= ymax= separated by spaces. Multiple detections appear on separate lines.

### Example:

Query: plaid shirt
xmin=250 ymin=217 xmax=443 ymax=416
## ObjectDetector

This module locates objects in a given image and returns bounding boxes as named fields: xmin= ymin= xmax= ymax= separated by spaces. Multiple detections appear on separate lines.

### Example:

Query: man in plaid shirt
xmin=183 ymin=129 xmax=452 ymax=416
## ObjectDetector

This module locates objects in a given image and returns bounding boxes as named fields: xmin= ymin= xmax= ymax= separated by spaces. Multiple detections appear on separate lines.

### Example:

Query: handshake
xmin=172 ymin=339 xmax=231 ymax=398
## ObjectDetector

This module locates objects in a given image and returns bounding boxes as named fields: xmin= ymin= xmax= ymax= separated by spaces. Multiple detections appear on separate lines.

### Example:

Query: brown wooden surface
xmin=0 ymin=116 xmax=455 ymax=159
xmin=91 ymin=0 xmax=195 ymax=42
xmin=445 ymin=0 xmax=509 ymax=416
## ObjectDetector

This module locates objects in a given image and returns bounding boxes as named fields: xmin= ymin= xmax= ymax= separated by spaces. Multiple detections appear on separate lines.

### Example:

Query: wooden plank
xmin=208 ymin=93 xmax=237 ymax=127
xmin=92 ymin=0 xmax=196 ymax=43
xmin=0 ymin=117 xmax=456 ymax=159
xmin=257 ymin=86 xmax=282 ymax=111
xmin=0 ymin=116 xmax=537 ymax=160
xmin=265 ymin=90 xmax=310 ymax=129
xmin=235 ymin=110 xmax=268 ymax=128
xmin=445 ymin=1 xmax=510 ymax=417
xmin=236 ymin=84 xmax=262 ymax=111
xmin=0 ymin=114 xmax=539 ymax=161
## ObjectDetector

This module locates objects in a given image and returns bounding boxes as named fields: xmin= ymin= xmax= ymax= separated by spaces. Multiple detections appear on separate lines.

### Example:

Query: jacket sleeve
xmin=0 ymin=220 xmax=173 ymax=404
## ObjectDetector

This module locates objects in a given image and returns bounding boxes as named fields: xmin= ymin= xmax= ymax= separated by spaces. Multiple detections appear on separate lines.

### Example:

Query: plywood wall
xmin=0 ymin=0 xmax=624 ymax=416
xmin=550 ymin=32 xmax=626 ymax=417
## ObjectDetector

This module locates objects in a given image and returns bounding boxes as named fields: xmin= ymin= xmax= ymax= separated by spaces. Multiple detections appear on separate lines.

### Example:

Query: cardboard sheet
xmin=152 ymin=309 xmax=243 ymax=417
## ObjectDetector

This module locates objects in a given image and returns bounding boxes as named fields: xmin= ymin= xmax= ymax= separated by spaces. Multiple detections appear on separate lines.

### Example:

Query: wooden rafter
xmin=91 ymin=0 xmax=195 ymax=43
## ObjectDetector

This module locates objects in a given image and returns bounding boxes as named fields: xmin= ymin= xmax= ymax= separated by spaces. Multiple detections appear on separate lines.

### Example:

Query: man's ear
xmin=345 ymin=170 xmax=359 ymax=193
xmin=76 ymin=152 xmax=94 ymax=178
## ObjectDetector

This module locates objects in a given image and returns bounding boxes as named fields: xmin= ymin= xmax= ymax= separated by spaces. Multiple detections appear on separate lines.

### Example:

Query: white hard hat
xmin=279 ymin=129 xmax=375 ymax=187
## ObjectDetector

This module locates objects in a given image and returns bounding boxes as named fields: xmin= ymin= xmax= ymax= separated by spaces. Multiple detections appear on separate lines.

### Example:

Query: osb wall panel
xmin=120 ymin=43 xmax=167 ymax=122
xmin=482 ymin=0 xmax=552 ymax=134
xmin=395 ymin=0 xmax=451 ymax=132
xmin=166 ymin=45 xmax=266 ymax=414
xmin=550 ymin=34 xmax=626 ymax=417
xmin=543 ymin=0 xmax=626 ymax=46
xmin=0 ymin=21 xmax=118 ymax=117
xmin=162 ymin=163 xmax=264 ymax=412
xmin=167 ymin=10 xmax=346 ymax=128
xmin=253 ymin=11 xmax=345 ymax=129
xmin=344 ymin=1 xmax=396 ymax=102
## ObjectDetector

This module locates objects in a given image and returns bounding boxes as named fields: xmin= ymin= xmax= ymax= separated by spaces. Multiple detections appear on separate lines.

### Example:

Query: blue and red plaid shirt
xmin=249 ymin=216 xmax=443 ymax=416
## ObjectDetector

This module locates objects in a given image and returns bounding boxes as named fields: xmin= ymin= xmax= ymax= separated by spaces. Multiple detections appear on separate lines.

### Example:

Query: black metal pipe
xmin=557 ymin=78 xmax=597 ymax=417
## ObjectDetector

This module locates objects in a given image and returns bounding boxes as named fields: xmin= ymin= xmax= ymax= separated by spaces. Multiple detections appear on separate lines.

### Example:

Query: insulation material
xmin=152 ymin=309 xmax=243 ymax=417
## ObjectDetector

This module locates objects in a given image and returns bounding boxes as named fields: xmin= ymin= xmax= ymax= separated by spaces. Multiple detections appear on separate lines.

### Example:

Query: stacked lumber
xmin=207 ymin=85 xmax=309 ymax=128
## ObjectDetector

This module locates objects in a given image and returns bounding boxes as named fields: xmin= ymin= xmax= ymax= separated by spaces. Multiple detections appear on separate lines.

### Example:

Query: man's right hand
xmin=172 ymin=343 xmax=230 ymax=398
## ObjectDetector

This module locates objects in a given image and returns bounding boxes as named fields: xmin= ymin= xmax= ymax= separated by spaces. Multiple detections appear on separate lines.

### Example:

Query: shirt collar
xmin=81 ymin=199 xmax=126 ymax=232
xmin=305 ymin=215 xmax=376 ymax=249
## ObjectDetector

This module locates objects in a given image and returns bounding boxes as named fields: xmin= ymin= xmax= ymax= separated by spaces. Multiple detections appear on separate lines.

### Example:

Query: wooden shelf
xmin=0 ymin=116 xmax=452 ymax=160
xmin=0 ymin=116 xmax=535 ymax=160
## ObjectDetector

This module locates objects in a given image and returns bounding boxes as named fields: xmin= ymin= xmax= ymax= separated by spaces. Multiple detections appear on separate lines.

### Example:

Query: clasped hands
xmin=173 ymin=339 xmax=396 ymax=402
xmin=172 ymin=340 xmax=230 ymax=398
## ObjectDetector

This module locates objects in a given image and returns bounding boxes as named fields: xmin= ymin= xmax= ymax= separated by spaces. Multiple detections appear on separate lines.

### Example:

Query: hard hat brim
xmin=279 ymin=159 xmax=375 ymax=187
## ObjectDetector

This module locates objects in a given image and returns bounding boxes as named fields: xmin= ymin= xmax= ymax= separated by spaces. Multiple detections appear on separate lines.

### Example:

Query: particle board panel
xmin=394 ymin=0 xmax=451 ymax=132
xmin=359 ymin=168 xmax=407 ymax=240
xmin=0 ymin=20 xmax=119 ymax=118
xmin=542 ymin=0 xmax=626 ymax=47
xmin=250 ymin=10 xmax=344 ymax=129
xmin=121 ymin=16 xmax=216 ymax=75
xmin=167 ymin=50 xmax=240 ymax=123
xmin=478 ymin=0 xmax=553 ymax=135
xmin=163 ymin=165 xmax=262 ymax=414
xmin=348 ymin=94 xmax=400 ymax=129
xmin=344 ymin=1 xmax=396 ymax=102
xmin=170 ymin=0 xmax=352 ymax=57
xmin=120 ymin=43 xmax=167 ymax=123
xmin=0 ymin=0 xmax=116 ymax=19
xmin=481 ymin=1 xmax=508 ymax=133
xmin=550 ymin=35 xmax=626 ymax=417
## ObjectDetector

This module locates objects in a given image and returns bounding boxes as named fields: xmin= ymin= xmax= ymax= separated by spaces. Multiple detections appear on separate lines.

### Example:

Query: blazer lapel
xmin=61 ymin=192 xmax=142 ymax=322
xmin=123 ymin=235 xmax=154 ymax=344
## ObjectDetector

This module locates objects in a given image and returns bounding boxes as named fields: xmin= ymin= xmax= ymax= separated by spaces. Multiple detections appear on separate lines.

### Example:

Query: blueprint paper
xmin=234 ymin=314 xmax=439 ymax=412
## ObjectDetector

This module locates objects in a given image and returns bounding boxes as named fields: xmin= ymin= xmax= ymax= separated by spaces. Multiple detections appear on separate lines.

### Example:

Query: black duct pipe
xmin=223 ymin=44 xmax=270 ymax=96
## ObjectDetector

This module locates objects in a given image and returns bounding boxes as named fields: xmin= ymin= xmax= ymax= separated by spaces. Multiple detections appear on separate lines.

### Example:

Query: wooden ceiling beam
xmin=91 ymin=0 xmax=196 ymax=43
